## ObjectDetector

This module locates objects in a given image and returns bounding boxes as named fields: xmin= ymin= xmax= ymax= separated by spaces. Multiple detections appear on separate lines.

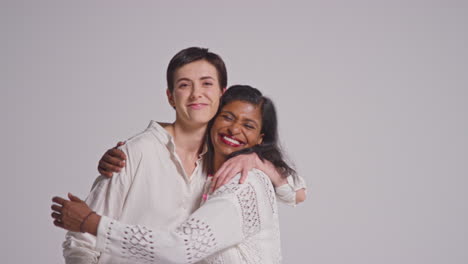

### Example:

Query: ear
xmin=222 ymin=87 xmax=227 ymax=94
xmin=166 ymin=89 xmax=176 ymax=108
xmin=257 ymin=134 xmax=264 ymax=145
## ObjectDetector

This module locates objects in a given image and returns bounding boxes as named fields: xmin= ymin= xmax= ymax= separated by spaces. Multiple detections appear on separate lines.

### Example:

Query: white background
xmin=2 ymin=1 xmax=467 ymax=263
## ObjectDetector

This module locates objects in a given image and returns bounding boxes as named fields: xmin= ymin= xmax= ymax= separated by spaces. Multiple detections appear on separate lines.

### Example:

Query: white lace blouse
xmin=95 ymin=169 xmax=281 ymax=264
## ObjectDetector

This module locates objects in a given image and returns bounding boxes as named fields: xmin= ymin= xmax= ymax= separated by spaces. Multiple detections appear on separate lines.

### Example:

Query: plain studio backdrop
xmin=2 ymin=0 xmax=467 ymax=263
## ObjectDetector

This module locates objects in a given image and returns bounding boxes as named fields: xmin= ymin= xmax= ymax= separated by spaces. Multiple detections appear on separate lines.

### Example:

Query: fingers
xmin=51 ymin=212 xmax=61 ymax=220
xmin=51 ymin=196 xmax=65 ymax=224
xmin=51 ymin=196 xmax=71 ymax=230
xmin=115 ymin=141 xmax=125 ymax=148
xmin=108 ymin=148 xmax=127 ymax=161
xmin=97 ymin=146 xmax=127 ymax=177
xmin=98 ymin=149 xmax=126 ymax=176
xmin=211 ymin=168 xmax=232 ymax=192
xmin=219 ymin=167 xmax=237 ymax=188
xmin=208 ymin=178 xmax=218 ymax=194
xmin=98 ymin=158 xmax=122 ymax=176
xmin=211 ymin=162 xmax=230 ymax=193
xmin=68 ymin=193 xmax=82 ymax=202
xmin=98 ymin=165 xmax=113 ymax=178
xmin=51 ymin=204 xmax=62 ymax=213
xmin=208 ymin=178 xmax=217 ymax=194
xmin=53 ymin=219 xmax=65 ymax=229
xmin=103 ymin=149 xmax=126 ymax=167
xmin=239 ymin=168 xmax=249 ymax=184
xmin=52 ymin=196 xmax=67 ymax=206
xmin=211 ymin=174 xmax=226 ymax=193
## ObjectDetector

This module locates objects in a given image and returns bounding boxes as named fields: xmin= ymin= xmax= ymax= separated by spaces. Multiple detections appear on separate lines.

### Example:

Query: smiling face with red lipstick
xmin=204 ymin=85 xmax=296 ymax=178
xmin=210 ymin=100 xmax=264 ymax=162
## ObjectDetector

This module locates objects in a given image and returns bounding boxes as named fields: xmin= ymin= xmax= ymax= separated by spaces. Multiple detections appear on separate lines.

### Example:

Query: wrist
xmin=263 ymin=162 xmax=287 ymax=187
xmin=83 ymin=213 xmax=101 ymax=236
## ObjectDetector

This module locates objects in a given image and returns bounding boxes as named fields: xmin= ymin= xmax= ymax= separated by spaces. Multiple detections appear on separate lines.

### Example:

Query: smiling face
xmin=210 ymin=100 xmax=264 ymax=159
xmin=167 ymin=59 xmax=224 ymax=127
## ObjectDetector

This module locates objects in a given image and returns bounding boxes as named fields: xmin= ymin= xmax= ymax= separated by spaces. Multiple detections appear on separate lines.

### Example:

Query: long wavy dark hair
xmin=204 ymin=85 xmax=296 ymax=178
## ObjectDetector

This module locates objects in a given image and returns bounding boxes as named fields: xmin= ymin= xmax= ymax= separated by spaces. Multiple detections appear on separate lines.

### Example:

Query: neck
xmin=166 ymin=118 xmax=207 ymax=158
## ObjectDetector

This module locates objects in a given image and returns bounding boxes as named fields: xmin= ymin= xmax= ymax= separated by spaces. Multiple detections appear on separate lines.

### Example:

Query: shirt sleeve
xmin=275 ymin=174 xmax=307 ymax=206
xmin=62 ymin=143 xmax=139 ymax=264
xmin=94 ymin=171 xmax=275 ymax=264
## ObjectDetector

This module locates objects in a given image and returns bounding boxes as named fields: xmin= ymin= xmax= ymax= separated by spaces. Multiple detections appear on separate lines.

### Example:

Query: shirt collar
xmin=147 ymin=120 xmax=207 ymax=160
xmin=198 ymin=143 xmax=208 ymax=159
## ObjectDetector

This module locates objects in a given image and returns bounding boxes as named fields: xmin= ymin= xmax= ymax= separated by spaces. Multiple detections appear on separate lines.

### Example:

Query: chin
xmin=219 ymin=146 xmax=240 ymax=157
xmin=185 ymin=116 xmax=212 ymax=126
xmin=188 ymin=109 xmax=216 ymax=119
xmin=212 ymin=144 xmax=231 ymax=157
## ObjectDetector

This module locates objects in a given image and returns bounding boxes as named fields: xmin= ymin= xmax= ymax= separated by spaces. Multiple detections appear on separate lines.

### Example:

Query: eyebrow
xmin=175 ymin=76 xmax=215 ymax=84
xmin=175 ymin=77 xmax=192 ymax=84
xmin=221 ymin=110 xmax=259 ymax=126
xmin=200 ymin=76 xmax=215 ymax=81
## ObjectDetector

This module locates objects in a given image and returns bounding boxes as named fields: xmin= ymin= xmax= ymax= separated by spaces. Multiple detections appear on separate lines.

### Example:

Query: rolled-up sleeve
xmin=63 ymin=144 xmax=139 ymax=264
xmin=275 ymin=174 xmax=307 ymax=206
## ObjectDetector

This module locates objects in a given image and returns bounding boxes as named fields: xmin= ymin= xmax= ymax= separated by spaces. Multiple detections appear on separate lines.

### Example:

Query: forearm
xmin=63 ymin=158 xmax=132 ymax=262
xmin=94 ymin=216 xmax=198 ymax=263
xmin=295 ymin=188 xmax=306 ymax=204
xmin=91 ymin=183 xmax=254 ymax=264
xmin=257 ymin=160 xmax=287 ymax=187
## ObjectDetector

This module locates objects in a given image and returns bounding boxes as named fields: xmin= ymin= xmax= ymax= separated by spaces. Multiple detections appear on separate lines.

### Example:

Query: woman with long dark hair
xmin=52 ymin=85 xmax=299 ymax=263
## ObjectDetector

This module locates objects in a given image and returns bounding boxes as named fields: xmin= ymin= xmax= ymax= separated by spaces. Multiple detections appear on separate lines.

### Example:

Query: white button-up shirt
xmin=63 ymin=121 xmax=207 ymax=263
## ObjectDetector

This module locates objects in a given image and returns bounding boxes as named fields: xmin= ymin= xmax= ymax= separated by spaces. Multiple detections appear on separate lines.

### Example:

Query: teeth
xmin=223 ymin=136 xmax=241 ymax=145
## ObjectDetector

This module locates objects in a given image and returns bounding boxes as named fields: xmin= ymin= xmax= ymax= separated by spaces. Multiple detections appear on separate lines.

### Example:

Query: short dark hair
xmin=166 ymin=47 xmax=227 ymax=93
xmin=204 ymin=85 xmax=296 ymax=178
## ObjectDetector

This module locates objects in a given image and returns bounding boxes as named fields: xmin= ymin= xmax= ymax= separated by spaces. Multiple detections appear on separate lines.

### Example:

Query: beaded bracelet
xmin=80 ymin=211 xmax=96 ymax=233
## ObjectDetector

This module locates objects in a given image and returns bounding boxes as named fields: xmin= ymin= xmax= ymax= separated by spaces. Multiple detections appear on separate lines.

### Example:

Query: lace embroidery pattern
xmin=237 ymin=183 xmax=261 ymax=237
xmin=258 ymin=173 xmax=277 ymax=214
xmin=212 ymin=180 xmax=241 ymax=196
xmin=176 ymin=217 xmax=217 ymax=263
xmin=272 ymin=214 xmax=282 ymax=264
xmin=121 ymin=224 xmax=156 ymax=262
xmin=214 ymin=180 xmax=261 ymax=238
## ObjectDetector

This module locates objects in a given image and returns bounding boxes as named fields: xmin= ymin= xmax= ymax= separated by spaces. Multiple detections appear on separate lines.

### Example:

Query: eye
xmin=244 ymin=124 xmax=255 ymax=129
xmin=203 ymin=82 xmax=213 ymax=86
xmin=178 ymin=83 xmax=189 ymax=88
xmin=220 ymin=114 xmax=233 ymax=121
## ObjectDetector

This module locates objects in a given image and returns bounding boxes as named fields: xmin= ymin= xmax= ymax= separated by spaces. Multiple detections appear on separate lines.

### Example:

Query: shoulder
xmin=212 ymin=169 xmax=274 ymax=198
xmin=247 ymin=169 xmax=271 ymax=184
xmin=242 ymin=169 xmax=275 ymax=193
xmin=121 ymin=121 xmax=169 ymax=156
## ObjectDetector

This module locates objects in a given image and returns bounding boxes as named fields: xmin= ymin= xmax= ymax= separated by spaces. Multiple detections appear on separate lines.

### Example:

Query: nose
xmin=190 ymin=84 xmax=202 ymax=99
xmin=227 ymin=121 xmax=241 ymax=135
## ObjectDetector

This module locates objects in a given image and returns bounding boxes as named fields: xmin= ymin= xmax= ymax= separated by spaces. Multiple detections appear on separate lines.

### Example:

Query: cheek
xmin=206 ymin=88 xmax=222 ymax=100
xmin=173 ymin=90 xmax=189 ymax=102
xmin=210 ymin=130 xmax=216 ymax=143
xmin=212 ymin=120 xmax=225 ymax=131
xmin=247 ymin=132 xmax=262 ymax=145
xmin=210 ymin=120 xmax=220 ymax=134
xmin=211 ymin=100 xmax=220 ymax=110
